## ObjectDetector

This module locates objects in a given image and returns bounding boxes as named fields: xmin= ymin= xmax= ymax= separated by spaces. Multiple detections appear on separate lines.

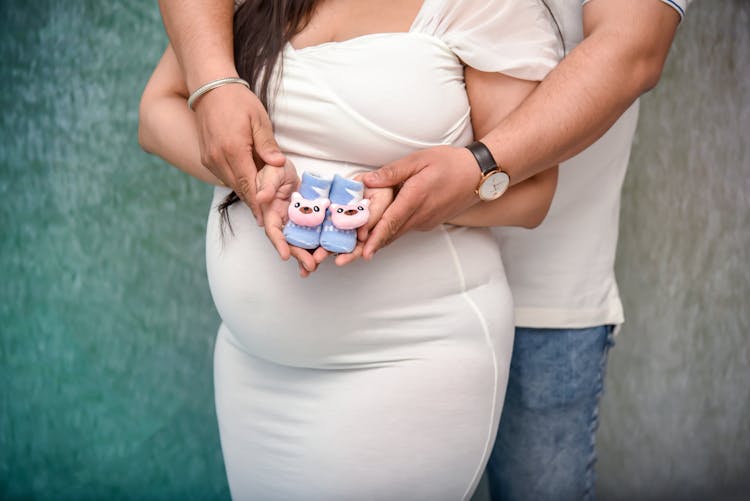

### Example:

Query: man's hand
xmin=194 ymin=84 xmax=286 ymax=223
xmin=361 ymin=145 xmax=480 ymax=258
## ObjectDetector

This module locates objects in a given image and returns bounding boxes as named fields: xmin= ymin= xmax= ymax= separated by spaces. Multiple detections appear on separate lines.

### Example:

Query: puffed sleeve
xmin=413 ymin=0 xmax=563 ymax=81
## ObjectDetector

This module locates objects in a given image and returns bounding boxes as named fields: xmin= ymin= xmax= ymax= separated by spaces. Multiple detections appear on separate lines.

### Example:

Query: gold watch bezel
xmin=476 ymin=169 xmax=510 ymax=202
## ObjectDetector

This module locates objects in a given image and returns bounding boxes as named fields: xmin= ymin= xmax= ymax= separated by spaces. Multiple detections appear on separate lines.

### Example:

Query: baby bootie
xmin=320 ymin=174 xmax=370 ymax=253
xmin=283 ymin=171 xmax=332 ymax=249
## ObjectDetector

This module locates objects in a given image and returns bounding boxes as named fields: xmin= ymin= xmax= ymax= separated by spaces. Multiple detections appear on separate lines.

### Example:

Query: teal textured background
xmin=1 ymin=1 xmax=748 ymax=500
xmin=1 ymin=1 xmax=228 ymax=499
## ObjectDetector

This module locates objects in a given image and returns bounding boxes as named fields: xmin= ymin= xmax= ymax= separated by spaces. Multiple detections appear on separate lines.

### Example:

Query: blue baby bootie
xmin=283 ymin=171 xmax=332 ymax=249
xmin=320 ymin=174 xmax=368 ymax=254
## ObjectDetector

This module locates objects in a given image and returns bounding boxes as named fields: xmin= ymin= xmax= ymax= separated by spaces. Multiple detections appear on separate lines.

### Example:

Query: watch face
xmin=478 ymin=171 xmax=510 ymax=201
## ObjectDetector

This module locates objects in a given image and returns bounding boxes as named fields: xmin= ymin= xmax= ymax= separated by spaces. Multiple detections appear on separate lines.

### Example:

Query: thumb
xmin=252 ymin=115 xmax=286 ymax=167
xmin=255 ymin=166 xmax=284 ymax=206
xmin=363 ymin=155 xmax=422 ymax=188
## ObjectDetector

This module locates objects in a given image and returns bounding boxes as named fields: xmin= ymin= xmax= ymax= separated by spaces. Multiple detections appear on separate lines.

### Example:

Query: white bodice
xmin=272 ymin=33 xmax=473 ymax=168
xmin=260 ymin=0 xmax=561 ymax=173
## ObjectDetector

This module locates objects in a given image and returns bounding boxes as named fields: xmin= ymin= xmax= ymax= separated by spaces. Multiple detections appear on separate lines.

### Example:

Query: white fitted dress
xmin=206 ymin=1 xmax=560 ymax=499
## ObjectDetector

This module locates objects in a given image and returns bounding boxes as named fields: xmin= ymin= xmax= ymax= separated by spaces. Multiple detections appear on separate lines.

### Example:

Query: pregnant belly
xmin=205 ymin=187 xmax=508 ymax=368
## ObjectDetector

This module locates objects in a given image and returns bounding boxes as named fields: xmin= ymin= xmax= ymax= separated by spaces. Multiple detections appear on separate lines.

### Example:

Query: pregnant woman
xmin=138 ymin=0 xmax=561 ymax=498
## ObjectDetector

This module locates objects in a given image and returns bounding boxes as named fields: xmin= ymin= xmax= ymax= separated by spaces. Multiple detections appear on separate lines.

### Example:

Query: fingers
xmin=256 ymin=160 xmax=300 ymax=207
xmin=297 ymin=262 xmax=310 ymax=278
xmin=362 ymin=181 xmax=423 ymax=259
xmin=312 ymin=246 xmax=332 ymax=266
xmin=263 ymin=201 xmax=319 ymax=277
xmin=358 ymin=153 xmax=423 ymax=255
xmin=289 ymin=246 xmax=317 ymax=276
xmin=262 ymin=205 xmax=291 ymax=261
xmin=223 ymin=145 xmax=263 ymax=222
xmin=334 ymin=243 xmax=364 ymax=267
xmin=362 ymin=154 xmax=422 ymax=189
xmin=251 ymin=109 xmax=286 ymax=167
xmin=255 ymin=167 xmax=283 ymax=207
xmin=358 ymin=186 xmax=394 ymax=242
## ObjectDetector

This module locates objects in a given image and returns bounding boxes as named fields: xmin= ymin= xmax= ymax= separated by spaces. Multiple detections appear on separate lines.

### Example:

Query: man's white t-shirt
xmin=493 ymin=0 xmax=690 ymax=329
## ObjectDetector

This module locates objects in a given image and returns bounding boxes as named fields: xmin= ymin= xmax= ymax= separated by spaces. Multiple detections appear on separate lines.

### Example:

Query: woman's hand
xmin=259 ymin=167 xmax=394 ymax=274
xmin=256 ymin=160 xmax=319 ymax=277
xmin=255 ymin=159 xmax=299 ymax=222
xmin=313 ymin=181 xmax=394 ymax=268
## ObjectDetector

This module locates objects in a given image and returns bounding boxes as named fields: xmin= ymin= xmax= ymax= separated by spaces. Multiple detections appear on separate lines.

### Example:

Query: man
xmin=156 ymin=0 xmax=689 ymax=498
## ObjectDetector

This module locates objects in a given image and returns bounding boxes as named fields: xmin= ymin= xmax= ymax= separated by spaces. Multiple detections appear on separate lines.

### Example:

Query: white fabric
xmin=208 ymin=0 xmax=560 ymax=499
xmin=582 ymin=0 xmax=690 ymax=20
xmin=413 ymin=0 xmax=562 ymax=80
xmin=494 ymin=102 xmax=639 ymax=329
xmin=493 ymin=0 xmax=691 ymax=329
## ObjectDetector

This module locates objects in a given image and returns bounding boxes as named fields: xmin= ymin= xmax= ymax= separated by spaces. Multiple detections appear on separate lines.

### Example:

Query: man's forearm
xmin=483 ymin=0 xmax=681 ymax=183
xmin=158 ymin=0 xmax=236 ymax=92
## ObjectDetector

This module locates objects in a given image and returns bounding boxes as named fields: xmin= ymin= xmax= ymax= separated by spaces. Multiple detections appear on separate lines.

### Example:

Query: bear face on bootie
xmin=287 ymin=192 xmax=330 ymax=227
xmin=330 ymin=199 xmax=370 ymax=230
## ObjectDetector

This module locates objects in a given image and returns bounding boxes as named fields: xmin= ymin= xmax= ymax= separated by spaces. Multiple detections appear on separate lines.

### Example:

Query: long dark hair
xmin=218 ymin=0 xmax=318 ymax=221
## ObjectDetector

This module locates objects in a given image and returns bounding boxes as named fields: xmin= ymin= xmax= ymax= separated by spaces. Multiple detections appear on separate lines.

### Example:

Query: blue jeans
xmin=486 ymin=325 xmax=615 ymax=501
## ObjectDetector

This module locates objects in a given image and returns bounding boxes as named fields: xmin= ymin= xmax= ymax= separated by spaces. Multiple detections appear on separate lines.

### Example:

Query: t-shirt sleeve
xmin=582 ymin=0 xmax=691 ymax=20
xmin=415 ymin=0 xmax=563 ymax=81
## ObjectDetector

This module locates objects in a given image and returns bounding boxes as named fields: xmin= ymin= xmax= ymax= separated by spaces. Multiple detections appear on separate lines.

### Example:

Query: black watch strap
xmin=466 ymin=141 xmax=498 ymax=175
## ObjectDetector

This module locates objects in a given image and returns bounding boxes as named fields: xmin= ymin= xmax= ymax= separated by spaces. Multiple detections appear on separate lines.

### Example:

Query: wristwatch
xmin=466 ymin=141 xmax=510 ymax=202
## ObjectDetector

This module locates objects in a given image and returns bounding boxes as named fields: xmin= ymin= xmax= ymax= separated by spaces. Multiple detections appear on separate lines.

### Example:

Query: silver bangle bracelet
xmin=187 ymin=77 xmax=251 ymax=111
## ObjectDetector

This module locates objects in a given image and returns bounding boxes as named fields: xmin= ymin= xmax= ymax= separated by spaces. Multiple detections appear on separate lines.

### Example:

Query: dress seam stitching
xmin=439 ymin=226 xmax=499 ymax=501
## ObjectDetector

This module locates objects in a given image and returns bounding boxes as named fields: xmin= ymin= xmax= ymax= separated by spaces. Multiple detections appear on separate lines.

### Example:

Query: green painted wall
xmin=1 ymin=1 xmax=748 ymax=500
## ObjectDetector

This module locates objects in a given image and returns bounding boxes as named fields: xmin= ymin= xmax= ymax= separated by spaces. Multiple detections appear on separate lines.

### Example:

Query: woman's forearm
xmin=138 ymin=45 xmax=222 ymax=186
xmin=138 ymin=96 xmax=221 ymax=185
